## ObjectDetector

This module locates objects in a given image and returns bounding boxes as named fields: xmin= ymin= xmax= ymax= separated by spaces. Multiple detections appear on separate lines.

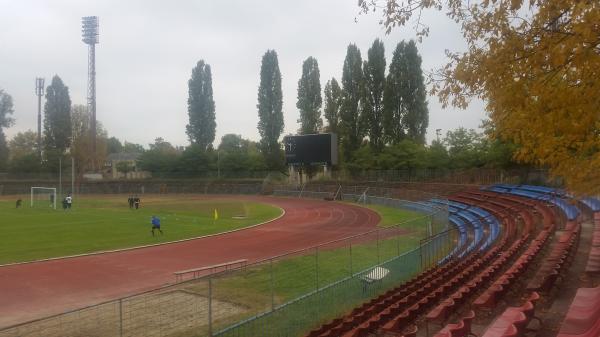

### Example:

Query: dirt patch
xmin=0 ymin=289 xmax=245 ymax=337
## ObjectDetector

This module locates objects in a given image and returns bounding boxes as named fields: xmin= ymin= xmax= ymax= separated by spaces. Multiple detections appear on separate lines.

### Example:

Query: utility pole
xmin=35 ymin=78 xmax=45 ymax=160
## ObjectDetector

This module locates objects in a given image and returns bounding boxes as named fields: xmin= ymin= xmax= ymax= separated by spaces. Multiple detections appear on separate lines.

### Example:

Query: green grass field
xmin=0 ymin=195 xmax=282 ymax=264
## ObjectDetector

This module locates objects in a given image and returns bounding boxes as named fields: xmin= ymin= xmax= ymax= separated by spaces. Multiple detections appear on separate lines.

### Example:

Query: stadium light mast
xmin=35 ymin=77 xmax=45 ymax=160
xmin=82 ymin=16 xmax=99 ymax=170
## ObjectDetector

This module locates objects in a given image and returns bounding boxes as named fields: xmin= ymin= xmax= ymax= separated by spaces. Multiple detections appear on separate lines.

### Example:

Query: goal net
xmin=31 ymin=187 xmax=57 ymax=209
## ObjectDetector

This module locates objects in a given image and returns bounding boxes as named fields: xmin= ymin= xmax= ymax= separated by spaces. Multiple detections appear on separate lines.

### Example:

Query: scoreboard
xmin=283 ymin=133 xmax=338 ymax=165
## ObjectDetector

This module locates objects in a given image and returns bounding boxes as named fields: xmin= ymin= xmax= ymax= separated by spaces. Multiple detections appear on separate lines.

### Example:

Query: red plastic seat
xmin=557 ymin=286 xmax=600 ymax=337
xmin=402 ymin=325 xmax=418 ymax=337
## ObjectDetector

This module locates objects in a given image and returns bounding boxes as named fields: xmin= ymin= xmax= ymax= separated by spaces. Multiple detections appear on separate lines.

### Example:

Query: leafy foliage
xmin=71 ymin=104 xmax=108 ymax=175
xmin=257 ymin=50 xmax=284 ymax=169
xmin=359 ymin=0 xmax=600 ymax=194
xmin=383 ymin=42 xmax=407 ymax=144
xmin=340 ymin=44 xmax=365 ymax=161
xmin=43 ymin=75 xmax=72 ymax=154
xmin=137 ymin=137 xmax=181 ymax=173
xmin=0 ymin=89 xmax=15 ymax=170
xmin=8 ymin=130 xmax=37 ymax=160
xmin=123 ymin=141 xmax=145 ymax=153
xmin=107 ymin=137 xmax=123 ymax=154
xmin=323 ymin=78 xmax=343 ymax=133
xmin=363 ymin=39 xmax=387 ymax=152
xmin=348 ymin=127 xmax=517 ymax=172
xmin=186 ymin=60 xmax=216 ymax=150
xmin=0 ymin=88 xmax=14 ymax=129
xmin=383 ymin=41 xmax=428 ymax=145
xmin=401 ymin=41 xmax=428 ymax=143
xmin=7 ymin=152 xmax=41 ymax=173
xmin=297 ymin=57 xmax=323 ymax=134
xmin=218 ymin=134 xmax=267 ymax=171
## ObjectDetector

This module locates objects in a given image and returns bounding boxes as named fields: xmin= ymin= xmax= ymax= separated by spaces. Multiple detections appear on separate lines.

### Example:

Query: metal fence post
xmin=315 ymin=247 xmax=319 ymax=291
xmin=119 ymin=299 xmax=123 ymax=337
xmin=376 ymin=230 xmax=380 ymax=264
xmin=397 ymin=229 xmax=401 ymax=257
xmin=349 ymin=243 xmax=353 ymax=276
xmin=208 ymin=277 xmax=213 ymax=337
xmin=270 ymin=258 xmax=275 ymax=311
xmin=419 ymin=243 xmax=424 ymax=270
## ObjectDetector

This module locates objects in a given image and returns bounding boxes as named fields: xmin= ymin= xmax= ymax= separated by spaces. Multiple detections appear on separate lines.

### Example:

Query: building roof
xmin=107 ymin=152 xmax=141 ymax=161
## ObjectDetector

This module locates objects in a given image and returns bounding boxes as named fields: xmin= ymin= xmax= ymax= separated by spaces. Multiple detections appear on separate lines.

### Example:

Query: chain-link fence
xmin=0 ymin=186 xmax=452 ymax=337
xmin=273 ymin=184 xmax=449 ymax=236
xmin=0 ymin=181 xmax=266 ymax=196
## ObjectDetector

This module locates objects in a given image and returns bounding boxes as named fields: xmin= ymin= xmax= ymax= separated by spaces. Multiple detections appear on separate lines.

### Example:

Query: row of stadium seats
xmin=305 ymin=184 xmax=593 ymax=337
xmin=525 ymin=221 xmax=580 ymax=294
xmin=427 ymin=193 xmax=549 ymax=337
xmin=485 ymin=184 xmax=581 ymax=221
xmin=478 ymin=292 xmax=542 ymax=337
xmin=585 ymin=212 xmax=600 ymax=276
xmin=463 ymin=186 xmax=589 ymax=337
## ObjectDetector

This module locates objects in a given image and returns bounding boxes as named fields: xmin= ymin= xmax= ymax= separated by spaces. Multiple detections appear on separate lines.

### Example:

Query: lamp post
xmin=35 ymin=78 xmax=44 ymax=160
xmin=82 ymin=16 xmax=99 ymax=170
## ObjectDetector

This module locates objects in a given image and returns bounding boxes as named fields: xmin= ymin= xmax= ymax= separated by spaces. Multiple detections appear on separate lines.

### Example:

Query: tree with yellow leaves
xmin=359 ymin=0 xmax=600 ymax=195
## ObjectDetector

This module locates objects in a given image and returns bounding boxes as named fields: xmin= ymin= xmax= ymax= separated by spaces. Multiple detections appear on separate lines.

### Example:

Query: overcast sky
xmin=0 ymin=0 xmax=486 ymax=148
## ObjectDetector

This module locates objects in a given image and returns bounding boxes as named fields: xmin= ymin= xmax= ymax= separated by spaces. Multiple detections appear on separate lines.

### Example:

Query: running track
xmin=0 ymin=196 xmax=380 ymax=328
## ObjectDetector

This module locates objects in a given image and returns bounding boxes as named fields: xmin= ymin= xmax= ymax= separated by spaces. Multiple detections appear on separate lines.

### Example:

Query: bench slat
xmin=174 ymin=259 xmax=248 ymax=280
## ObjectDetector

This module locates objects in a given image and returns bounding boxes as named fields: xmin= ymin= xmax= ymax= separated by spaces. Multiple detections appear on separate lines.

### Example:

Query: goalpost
xmin=31 ymin=187 xmax=57 ymax=209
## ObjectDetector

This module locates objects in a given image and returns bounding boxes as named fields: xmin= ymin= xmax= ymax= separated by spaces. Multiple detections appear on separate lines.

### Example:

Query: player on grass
xmin=15 ymin=198 xmax=22 ymax=208
xmin=66 ymin=194 xmax=72 ymax=209
xmin=151 ymin=215 xmax=163 ymax=236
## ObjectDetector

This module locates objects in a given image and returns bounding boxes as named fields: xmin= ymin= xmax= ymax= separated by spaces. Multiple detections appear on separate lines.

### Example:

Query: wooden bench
xmin=174 ymin=259 xmax=248 ymax=283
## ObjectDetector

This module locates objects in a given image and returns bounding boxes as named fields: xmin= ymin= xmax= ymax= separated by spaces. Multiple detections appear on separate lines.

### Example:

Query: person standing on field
xmin=66 ymin=194 xmax=72 ymax=209
xmin=134 ymin=195 xmax=140 ymax=209
xmin=15 ymin=198 xmax=22 ymax=208
xmin=151 ymin=215 xmax=163 ymax=236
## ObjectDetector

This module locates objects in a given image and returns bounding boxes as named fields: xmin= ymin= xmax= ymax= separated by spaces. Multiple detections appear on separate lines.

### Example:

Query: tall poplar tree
xmin=296 ymin=57 xmax=322 ymax=134
xmin=0 ymin=89 xmax=14 ymax=170
xmin=43 ymin=75 xmax=72 ymax=155
xmin=323 ymin=78 xmax=342 ymax=134
xmin=340 ymin=44 xmax=364 ymax=161
xmin=257 ymin=50 xmax=284 ymax=169
xmin=363 ymin=39 xmax=386 ymax=152
xmin=186 ymin=60 xmax=216 ymax=150
xmin=402 ymin=40 xmax=428 ymax=144
xmin=383 ymin=42 xmax=407 ymax=145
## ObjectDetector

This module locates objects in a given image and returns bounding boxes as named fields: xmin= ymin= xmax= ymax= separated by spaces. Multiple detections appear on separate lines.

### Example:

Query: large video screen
xmin=283 ymin=133 xmax=338 ymax=165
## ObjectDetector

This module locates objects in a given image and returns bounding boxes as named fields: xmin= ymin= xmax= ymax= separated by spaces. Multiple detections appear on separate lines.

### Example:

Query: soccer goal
xmin=31 ymin=187 xmax=57 ymax=209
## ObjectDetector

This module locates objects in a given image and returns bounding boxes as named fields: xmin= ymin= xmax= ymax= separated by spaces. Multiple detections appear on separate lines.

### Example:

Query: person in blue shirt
xmin=151 ymin=215 xmax=163 ymax=236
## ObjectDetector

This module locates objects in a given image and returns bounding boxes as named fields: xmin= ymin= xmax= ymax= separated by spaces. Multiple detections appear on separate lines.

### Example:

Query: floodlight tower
xmin=35 ymin=77 xmax=45 ymax=160
xmin=82 ymin=16 xmax=99 ymax=169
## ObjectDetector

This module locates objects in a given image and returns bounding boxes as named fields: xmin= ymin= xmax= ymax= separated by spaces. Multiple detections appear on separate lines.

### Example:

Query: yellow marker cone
xmin=214 ymin=208 xmax=219 ymax=220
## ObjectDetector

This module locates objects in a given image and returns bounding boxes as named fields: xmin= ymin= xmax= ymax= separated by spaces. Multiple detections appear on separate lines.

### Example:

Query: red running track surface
xmin=0 ymin=196 xmax=380 ymax=328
